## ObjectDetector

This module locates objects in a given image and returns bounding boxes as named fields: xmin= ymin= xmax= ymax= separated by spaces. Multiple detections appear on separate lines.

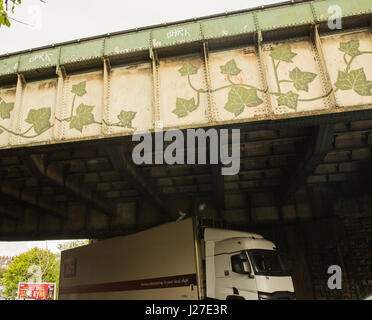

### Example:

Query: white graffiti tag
xmin=29 ymin=52 xmax=53 ymax=63
xmin=166 ymin=27 xmax=191 ymax=40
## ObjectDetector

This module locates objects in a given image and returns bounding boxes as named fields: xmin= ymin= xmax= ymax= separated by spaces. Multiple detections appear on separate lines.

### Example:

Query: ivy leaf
xmin=117 ymin=110 xmax=136 ymax=128
xmin=289 ymin=67 xmax=317 ymax=92
xmin=224 ymin=86 xmax=263 ymax=116
xmin=25 ymin=108 xmax=52 ymax=134
xmin=277 ymin=91 xmax=299 ymax=110
xmin=335 ymin=71 xmax=353 ymax=91
xmin=172 ymin=97 xmax=197 ymax=118
xmin=70 ymin=103 xmax=95 ymax=132
xmin=339 ymin=40 xmax=361 ymax=57
xmin=178 ymin=62 xmax=198 ymax=77
xmin=71 ymin=81 xmax=87 ymax=97
xmin=270 ymin=43 xmax=297 ymax=63
xmin=335 ymin=68 xmax=372 ymax=96
xmin=220 ymin=59 xmax=241 ymax=76
xmin=0 ymin=100 xmax=14 ymax=119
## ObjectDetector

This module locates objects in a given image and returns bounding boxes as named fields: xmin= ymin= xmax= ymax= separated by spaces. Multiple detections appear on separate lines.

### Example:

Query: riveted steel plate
xmin=201 ymin=13 xmax=256 ymax=39
xmin=256 ymin=3 xmax=314 ymax=30
xmin=321 ymin=30 xmax=372 ymax=107
xmin=60 ymin=39 xmax=104 ymax=64
xmin=59 ymin=70 xmax=104 ymax=141
xmin=151 ymin=23 xmax=202 ymax=48
xmin=104 ymin=32 xmax=150 ymax=56
xmin=262 ymin=39 xmax=329 ymax=115
xmin=208 ymin=47 xmax=269 ymax=122
xmin=18 ymin=48 xmax=60 ymax=72
xmin=0 ymin=56 xmax=19 ymax=76
xmin=108 ymin=63 xmax=153 ymax=134
xmin=0 ymin=86 xmax=16 ymax=147
xmin=313 ymin=0 xmax=372 ymax=22
xmin=158 ymin=55 xmax=209 ymax=128
xmin=16 ymin=79 xmax=58 ymax=146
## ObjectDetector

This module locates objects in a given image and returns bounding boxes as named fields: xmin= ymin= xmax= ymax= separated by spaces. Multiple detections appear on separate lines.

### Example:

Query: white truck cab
xmin=205 ymin=228 xmax=295 ymax=300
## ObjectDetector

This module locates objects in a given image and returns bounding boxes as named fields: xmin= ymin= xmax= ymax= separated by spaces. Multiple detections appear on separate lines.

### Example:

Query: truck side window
xmin=231 ymin=252 xmax=246 ymax=274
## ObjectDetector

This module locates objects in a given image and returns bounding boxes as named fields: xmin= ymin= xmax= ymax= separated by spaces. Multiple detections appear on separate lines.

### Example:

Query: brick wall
xmin=255 ymin=188 xmax=372 ymax=300
xmin=333 ymin=194 xmax=372 ymax=299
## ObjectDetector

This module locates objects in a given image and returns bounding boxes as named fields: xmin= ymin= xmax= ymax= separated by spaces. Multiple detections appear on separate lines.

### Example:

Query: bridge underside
xmin=0 ymin=113 xmax=371 ymax=241
xmin=3 ymin=115 xmax=372 ymax=299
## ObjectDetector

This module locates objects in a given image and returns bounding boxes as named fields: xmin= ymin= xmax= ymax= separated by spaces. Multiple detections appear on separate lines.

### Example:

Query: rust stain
xmin=38 ymin=80 xmax=57 ymax=90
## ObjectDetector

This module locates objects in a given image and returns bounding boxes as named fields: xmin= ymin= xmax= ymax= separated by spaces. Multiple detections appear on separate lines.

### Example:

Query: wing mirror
xmin=232 ymin=251 xmax=254 ymax=277
xmin=239 ymin=253 xmax=254 ymax=278
xmin=242 ymin=260 xmax=254 ymax=278
xmin=241 ymin=260 xmax=251 ymax=274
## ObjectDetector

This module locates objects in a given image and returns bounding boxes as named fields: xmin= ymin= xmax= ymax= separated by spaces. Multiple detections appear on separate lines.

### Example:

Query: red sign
xmin=18 ymin=283 xmax=56 ymax=300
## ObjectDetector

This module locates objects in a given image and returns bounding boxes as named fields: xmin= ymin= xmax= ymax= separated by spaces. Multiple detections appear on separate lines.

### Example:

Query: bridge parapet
xmin=0 ymin=0 xmax=371 ymax=150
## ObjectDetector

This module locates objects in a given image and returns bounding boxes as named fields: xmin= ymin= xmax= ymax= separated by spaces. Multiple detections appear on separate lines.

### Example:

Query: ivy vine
xmin=56 ymin=80 xmax=137 ymax=132
xmin=334 ymin=40 xmax=372 ymax=96
xmin=173 ymin=43 xmax=333 ymax=117
xmin=0 ymin=80 xmax=137 ymax=139
xmin=1 ymin=41 xmax=369 ymax=138
xmin=173 ymin=60 xmax=266 ymax=118
xmin=0 ymin=96 xmax=52 ymax=138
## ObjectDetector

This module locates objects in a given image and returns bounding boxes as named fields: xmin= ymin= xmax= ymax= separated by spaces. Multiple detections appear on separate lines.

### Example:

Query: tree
xmin=1 ymin=248 xmax=59 ymax=299
xmin=0 ymin=0 xmax=21 ymax=28
xmin=0 ymin=0 xmax=46 ymax=28
xmin=58 ymin=240 xmax=89 ymax=251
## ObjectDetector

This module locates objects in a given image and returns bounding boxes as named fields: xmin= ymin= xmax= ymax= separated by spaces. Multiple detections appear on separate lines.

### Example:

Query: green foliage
xmin=0 ymin=99 xmax=14 ymax=119
xmin=25 ymin=107 xmax=52 ymax=134
xmin=336 ymin=41 xmax=372 ymax=96
xmin=335 ymin=68 xmax=372 ymax=96
xmin=58 ymin=240 xmax=89 ymax=251
xmin=0 ymin=0 xmax=21 ymax=28
xmin=172 ymin=97 xmax=197 ymax=118
xmin=71 ymin=81 xmax=87 ymax=97
xmin=70 ymin=103 xmax=95 ymax=132
xmin=339 ymin=40 xmax=361 ymax=57
xmin=224 ymin=86 xmax=263 ymax=116
xmin=289 ymin=67 xmax=317 ymax=92
xmin=178 ymin=62 xmax=199 ymax=76
xmin=270 ymin=43 xmax=297 ymax=63
xmin=117 ymin=110 xmax=136 ymax=128
xmin=220 ymin=59 xmax=241 ymax=76
xmin=1 ymin=248 xmax=59 ymax=300
xmin=277 ymin=91 xmax=299 ymax=110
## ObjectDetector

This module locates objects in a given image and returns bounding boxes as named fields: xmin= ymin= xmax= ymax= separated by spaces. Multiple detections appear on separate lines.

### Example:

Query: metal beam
xmin=21 ymin=154 xmax=116 ymax=217
xmin=280 ymin=124 xmax=335 ymax=204
xmin=105 ymin=145 xmax=173 ymax=220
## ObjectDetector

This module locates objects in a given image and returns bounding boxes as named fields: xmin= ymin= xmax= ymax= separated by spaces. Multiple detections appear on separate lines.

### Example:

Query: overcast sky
xmin=0 ymin=0 xmax=282 ymax=256
xmin=0 ymin=0 xmax=282 ymax=55
xmin=0 ymin=240 xmax=79 ymax=256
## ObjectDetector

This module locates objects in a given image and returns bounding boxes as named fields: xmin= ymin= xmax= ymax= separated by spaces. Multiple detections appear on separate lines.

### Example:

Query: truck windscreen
xmin=248 ymin=249 xmax=290 ymax=276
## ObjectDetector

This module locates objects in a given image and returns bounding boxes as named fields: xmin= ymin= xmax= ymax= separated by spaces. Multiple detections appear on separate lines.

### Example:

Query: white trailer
xmin=59 ymin=218 xmax=294 ymax=300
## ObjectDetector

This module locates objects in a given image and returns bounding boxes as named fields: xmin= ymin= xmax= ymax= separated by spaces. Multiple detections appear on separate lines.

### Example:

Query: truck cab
xmin=204 ymin=228 xmax=295 ymax=300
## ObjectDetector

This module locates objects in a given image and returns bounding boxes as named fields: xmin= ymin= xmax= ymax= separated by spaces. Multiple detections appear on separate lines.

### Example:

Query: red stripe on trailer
xmin=59 ymin=273 xmax=197 ymax=295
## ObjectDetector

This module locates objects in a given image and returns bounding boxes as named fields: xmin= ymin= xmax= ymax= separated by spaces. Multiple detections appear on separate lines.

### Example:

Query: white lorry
xmin=59 ymin=218 xmax=295 ymax=300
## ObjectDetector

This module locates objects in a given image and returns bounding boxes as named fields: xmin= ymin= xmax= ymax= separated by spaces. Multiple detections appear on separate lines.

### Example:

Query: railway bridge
xmin=0 ymin=0 xmax=372 ymax=299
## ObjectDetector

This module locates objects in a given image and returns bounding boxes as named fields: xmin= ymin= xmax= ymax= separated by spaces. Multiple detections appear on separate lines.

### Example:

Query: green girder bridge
xmin=0 ymin=0 xmax=372 ymax=241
